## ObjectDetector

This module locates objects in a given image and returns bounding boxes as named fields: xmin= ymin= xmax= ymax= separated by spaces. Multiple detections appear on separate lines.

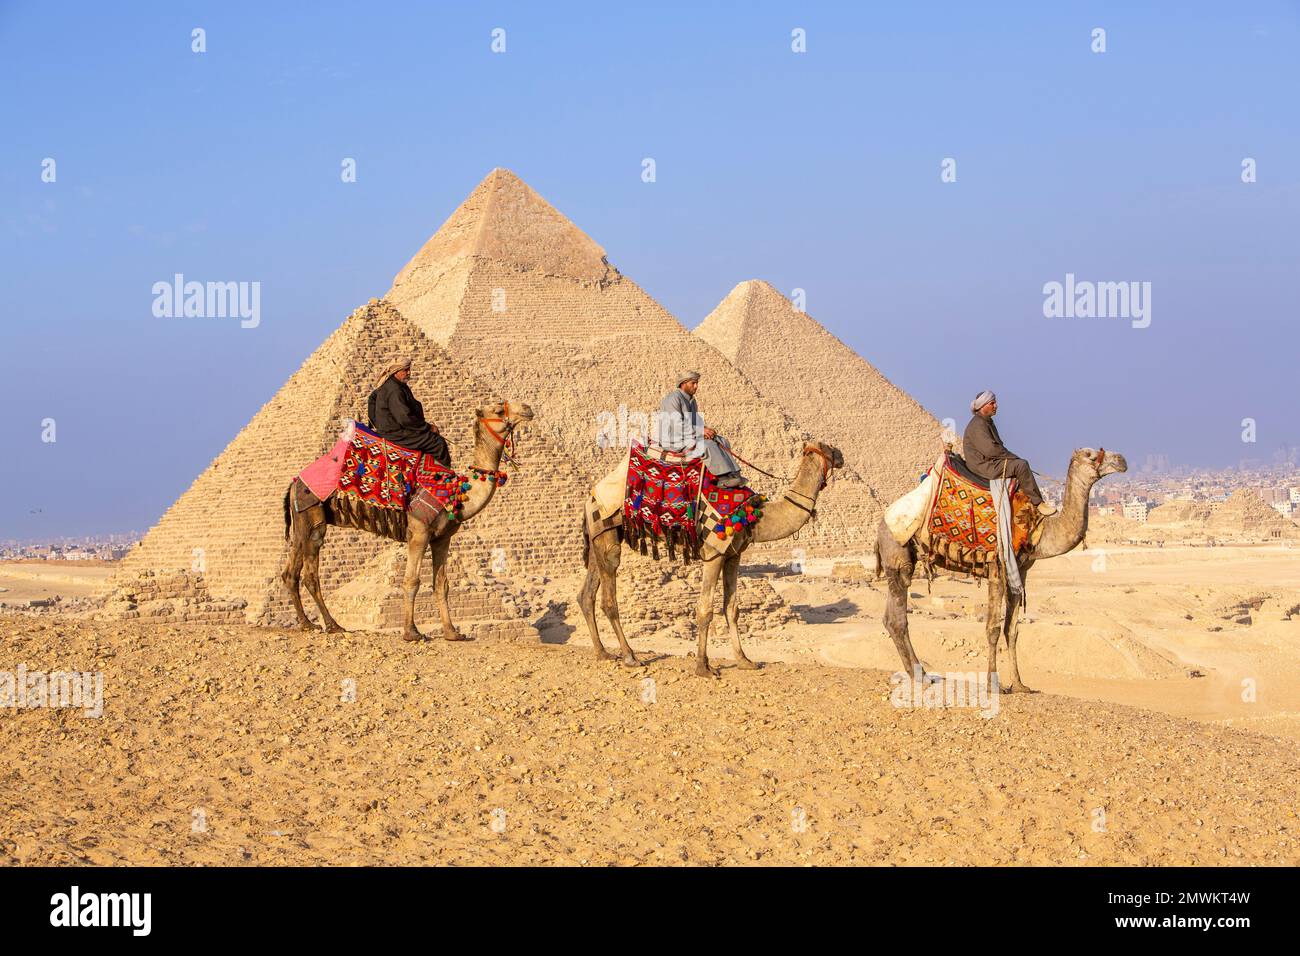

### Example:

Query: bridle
xmin=480 ymin=401 xmax=524 ymax=469
xmin=781 ymin=444 xmax=835 ymax=516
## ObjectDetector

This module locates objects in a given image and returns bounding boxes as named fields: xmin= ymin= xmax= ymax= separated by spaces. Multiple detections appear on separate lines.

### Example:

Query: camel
xmin=875 ymin=447 xmax=1127 ymax=693
xmin=281 ymin=400 xmax=534 ymax=641
xmin=579 ymin=441 xmax=844 ymax=676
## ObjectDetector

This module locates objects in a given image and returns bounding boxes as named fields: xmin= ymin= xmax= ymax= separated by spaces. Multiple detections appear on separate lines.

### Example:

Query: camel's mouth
xmin=1102 ymin=452 xmax=1128 ymax=475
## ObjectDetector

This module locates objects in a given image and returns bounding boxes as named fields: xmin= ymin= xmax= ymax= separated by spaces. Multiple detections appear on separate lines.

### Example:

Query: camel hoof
xmin=443 ymin=631 xmax=472 ymax=643
xmin=694 ymin=662 xmax=720 ymax=678
xmin=734 ymin=658 xmax=760 ymax=671
xmin=621 ymin=653 xmax=643 ymax=668
xmin=324 ymin=623 xmax=346 ymax=634
xmin=298 ymin=622 xmax=319 ymax=632
xmin=401 ymin=629 xmax=426 ymax=643
xmin=1008 ymin=683 xmax=1038 ymax=694
xmin=593 ymin=647 xmax=617 ymax=662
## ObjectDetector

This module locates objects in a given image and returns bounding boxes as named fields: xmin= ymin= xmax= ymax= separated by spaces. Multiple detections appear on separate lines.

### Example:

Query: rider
xmin=657 ymin=371 xmax=745 ymax=488
xmin=963 ymin=389 xmax=1055 ymax=516
xmin=367 ymin=356 xmax=452 ymax=468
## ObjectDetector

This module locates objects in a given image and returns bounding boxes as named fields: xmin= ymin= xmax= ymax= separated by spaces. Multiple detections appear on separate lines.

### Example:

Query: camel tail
xmin=872 ymin=535 xmax=882 ymax=579
xmin=580 ymin=514 xmax=590 ymax=569
xmin=283 ymin=484 xmax=292 ymax=540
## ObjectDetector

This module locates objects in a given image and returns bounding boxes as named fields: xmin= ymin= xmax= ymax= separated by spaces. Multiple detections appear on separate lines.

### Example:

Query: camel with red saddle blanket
xmin=579 ymin=440 xmax=844 ymax=676
xmin=281 ymin=400 xmax=533 ymax=641
xmin=875 ymin=446 xmax=1127 ymax=693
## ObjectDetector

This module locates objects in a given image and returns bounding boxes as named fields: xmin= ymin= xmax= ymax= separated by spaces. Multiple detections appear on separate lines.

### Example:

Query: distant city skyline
xmin=3 ymin=3 xmax=1298 ymax=539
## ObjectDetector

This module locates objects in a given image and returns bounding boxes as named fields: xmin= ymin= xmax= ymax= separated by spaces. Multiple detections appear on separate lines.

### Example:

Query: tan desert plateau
xmin=2 ymin=171 xmax=1297 ymax=867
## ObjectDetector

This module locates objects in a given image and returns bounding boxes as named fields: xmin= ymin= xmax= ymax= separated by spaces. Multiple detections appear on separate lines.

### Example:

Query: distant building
xmin=1123 ymin=499 xmax=1149 ymax=523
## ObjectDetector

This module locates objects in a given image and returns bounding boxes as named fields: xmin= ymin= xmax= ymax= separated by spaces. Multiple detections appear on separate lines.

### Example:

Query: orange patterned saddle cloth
xmin=925 ymin=452 xmax=1036 ymax=561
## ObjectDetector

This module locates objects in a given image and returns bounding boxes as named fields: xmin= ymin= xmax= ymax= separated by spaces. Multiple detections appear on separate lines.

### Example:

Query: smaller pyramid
xmin=1208 ymin=490 xmax=1299 ymax=536
xmin=1147 ymin=500 xmax=1212 ymax=525
xmin=695 ymin=280 xmax=943 ymax=506
xmin=100 ymin=299 xmax=541 ymax=629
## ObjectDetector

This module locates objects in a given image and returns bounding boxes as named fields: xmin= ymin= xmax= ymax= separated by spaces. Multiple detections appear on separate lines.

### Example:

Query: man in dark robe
xmin=367 ymin=356 xmax=451 ymax=468
xmin=962 ymin=389 xmax=1055 ymax=516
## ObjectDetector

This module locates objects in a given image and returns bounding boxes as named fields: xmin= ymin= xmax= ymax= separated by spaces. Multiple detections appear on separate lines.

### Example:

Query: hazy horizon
xmin=3 ymin=2 xmax=1298 ymax=539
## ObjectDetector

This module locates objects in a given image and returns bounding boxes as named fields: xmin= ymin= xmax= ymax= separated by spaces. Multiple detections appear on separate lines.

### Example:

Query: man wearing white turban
xmin=656 ymin=371 xmax=745 ymax=487
xmin=962 ymin=390 xmax=1055 ymax=516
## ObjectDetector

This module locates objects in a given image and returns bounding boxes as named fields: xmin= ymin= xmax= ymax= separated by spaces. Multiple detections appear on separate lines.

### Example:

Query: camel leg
xmin=883 ymin=561 xmax=925 ymax=681
xmin=1003 ymin=567 xmax=1035 ymax=693
xmin=694 ymin=557 xmax=724 ymax=677
xmin=577 ymin=527 xmax=618 ymax=661
xmin=280 ymin=499 xmax=315 ymax=631
xmin=596 ymin=547 xmax=640 ymax=668
xmin=429 ymin=533 xmax=468 ymax=642
xmin=879 ymin=530 xmax=924 ymax=678
xmin=278 ymin=489 xmax=318 ymax=632
xmin=401 ymin=521 xmax=431 ymax=642
xmin=984 ymin=575 xmax=1007 ymax=695
xmin=722 ymin=555 xmax=757 ymax=670
xmin=301 ymin=520 xmax=345 ymax=633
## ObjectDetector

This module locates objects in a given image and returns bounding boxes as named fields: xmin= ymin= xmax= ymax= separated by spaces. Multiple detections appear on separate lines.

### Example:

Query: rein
xmin=726 ymin=447 xmax=785 ymax=481
xmin=727 ymin=442 xmax=833 ymax=491
xmin=728 ymin=442 xmax=833 ymax=523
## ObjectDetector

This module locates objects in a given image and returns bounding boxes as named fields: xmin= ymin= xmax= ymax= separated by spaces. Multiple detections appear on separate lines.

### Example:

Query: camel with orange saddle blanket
xmin=875 ymin=446 xmax=1127 ymax=693
xmin=580 ymin=439 xmax=844 ymax=676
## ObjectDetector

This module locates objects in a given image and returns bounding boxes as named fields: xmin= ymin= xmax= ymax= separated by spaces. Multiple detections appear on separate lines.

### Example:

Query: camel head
xmin=1072 ymin=447 xmax=1128 ymax=486
xmin=475 ymin=399 xmax=534 ymax=427
xmin=802 ymin=441 xmax=845 ymax=487
xmin=474 ymin=399 xmax=534 ymax=448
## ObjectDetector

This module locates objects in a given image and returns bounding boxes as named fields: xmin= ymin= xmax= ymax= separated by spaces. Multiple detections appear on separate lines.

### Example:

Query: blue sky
xmin=2 ymin=1 xmax=1297 ymax=539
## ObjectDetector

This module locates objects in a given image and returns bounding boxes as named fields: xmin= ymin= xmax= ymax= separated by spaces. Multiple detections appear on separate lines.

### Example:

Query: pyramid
xmin=695 ymin=280 xmax=943 ymax=508
xmin=100 ymin=299 xmax=571 ymax=634
xmin=386 ymin=169 xmax=886 ymax=554
xmin=105 ymin=170 xmax=945 ymax=630
xmin=1146 ymin=500 xmax=1212 ymax=525
xmin=1207 ymin=490 xmax=1299 ymax=537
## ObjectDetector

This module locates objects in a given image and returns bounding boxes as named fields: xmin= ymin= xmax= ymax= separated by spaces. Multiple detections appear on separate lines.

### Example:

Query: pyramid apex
xmin=390 ymin=168 xmax=615 ymax=289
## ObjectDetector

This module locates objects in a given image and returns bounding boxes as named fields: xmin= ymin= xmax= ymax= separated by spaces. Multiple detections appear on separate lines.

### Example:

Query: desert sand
xmin=2 ymin=545 xmax=1297 ymax=867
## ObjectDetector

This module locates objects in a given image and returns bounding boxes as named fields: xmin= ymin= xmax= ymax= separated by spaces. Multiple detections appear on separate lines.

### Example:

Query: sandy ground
xmin=1 ymin=547 xmax=1297 ymax=866
xmin=0 ymin=560 xmax=115 ymax=606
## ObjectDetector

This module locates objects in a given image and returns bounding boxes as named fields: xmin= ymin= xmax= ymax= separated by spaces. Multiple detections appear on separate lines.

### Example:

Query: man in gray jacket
xmin=656 ymin=371 xmax=745 ymax=487
xmin=962 ymin=389 xmax=1056 ymax=516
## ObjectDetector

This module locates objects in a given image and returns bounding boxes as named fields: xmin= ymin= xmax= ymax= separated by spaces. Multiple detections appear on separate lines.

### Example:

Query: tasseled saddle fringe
xmin=327 ymin=495 xmax=409 ymax=542
xmin=624 ymin=519 xmax=700 ymax=564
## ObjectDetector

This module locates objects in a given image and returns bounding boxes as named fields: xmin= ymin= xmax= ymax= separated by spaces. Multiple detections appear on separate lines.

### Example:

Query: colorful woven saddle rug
xmin=335 ymin=423 xmax=473 ymax=522
xmin=923 ymin=452 xmax=1035 ymax=572
xmin=622 ymin=443 xmax=764 ymax=560
xmin=699 ymin=469 xmax=765 ymax=546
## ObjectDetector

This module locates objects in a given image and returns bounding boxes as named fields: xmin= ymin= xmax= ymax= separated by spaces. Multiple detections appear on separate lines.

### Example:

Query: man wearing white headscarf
xmin=367 ymin=356 xmax=451 ymax=467
xmin=963 ymin=390 xmax=1055 ymax=516
xmin=657 ymin=371 xmax=745 ymax=487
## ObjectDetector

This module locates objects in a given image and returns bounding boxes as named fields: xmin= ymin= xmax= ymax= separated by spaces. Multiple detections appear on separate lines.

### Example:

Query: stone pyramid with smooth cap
xmin=102 ymin=170 xmax=947 ymax=631
xmin=695 ymin=280 xmax=944 ymax=507
xmin=386 ymin=168 xmax=887 ymax=554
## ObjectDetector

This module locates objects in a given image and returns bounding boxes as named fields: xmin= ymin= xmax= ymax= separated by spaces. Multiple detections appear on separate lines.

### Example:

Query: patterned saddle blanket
xmin=622 ymin=443 xmax=764 ymax=559
xmin=333 ymin=423 xmax=471 ymax=522
xmin=923 ymin=452 xmax=1036 ymax=567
